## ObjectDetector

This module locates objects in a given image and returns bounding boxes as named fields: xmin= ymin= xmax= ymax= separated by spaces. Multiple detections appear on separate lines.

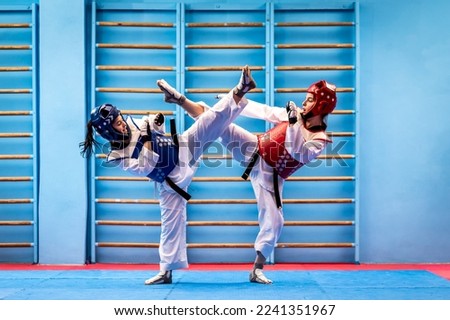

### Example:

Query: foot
xmin=157 ymin=79 xmax=186 ymax=105
xmin=233 ymin=65 xmax=256 ymax=98
xmin=249 ymin=268 xmax=272 ymax=284
xmin=144 ymin=270 xmax=172 ymax=285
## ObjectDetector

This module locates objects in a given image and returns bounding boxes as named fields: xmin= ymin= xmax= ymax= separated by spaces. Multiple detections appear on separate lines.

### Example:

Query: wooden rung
xmin=95 ymin=176 xmax=354 ymax=182
xmin=0 ymin=23 xmax=31 ymax=28
xmin=0 ymin=220 xmax=33 ymax=226
xmin=0 ymin=111 xmax=32 ymax=116
xmin=97 ymin=220 xmax=161 ymax=226
xmin=186 ymin=66 xmax=264 ymax=71
xmin=193 ymin=176 xmax=355 ymax=182
xmin=326 ymin=132 xmax=355 ymax=137
xmin=0 ymin=176 xmax=33 ymax=182
xmin=95 ymin=242 xmax=353 ymax=249
xmin=188 ymin=243 xmax=354 ymax=249
xmin=287 ymin=176 xmax=355 ymax=182
xmin=97 ymin=43 xmax=174 ymax=50
xmin=276 ymin=22 xmax=354 ymax=27
xmin=276 ymin=65 xmax=354 ymax=71
xmin=0 ymin=133 xmax=32 ymax=138
xmin=186 ymin=88 xmax=263 ymax=94
xmin=0 ymin=199 xmax=33 ymax=204
xmin=190 ymin=199 xmax=354 ymax=205
xmin=186 ymin=44 xmax=264 ymax=49
xmin=276 ymin=43 xmax=354 ymax=49
xmin=201 ymin=154 xmax=355 ymax=160
xmin=0 ymin=155 xmax=33 ymax=160
xmin=0 ymin=67 xmax=32 ymax=72
xmin=275 ymin=87 xmax=354 ymax=93
xmin=186 ymin=22 xmax=264 ymax=28
xmin=0 ymin=243 xmax=33 ymax=248
xmin=96 ymin=176 xmax=149 ymax=181
xmin=188 ymin=243 xmax=253 ymax=248
xmin=0 ymin=45 xmax=32 ymax=50
xmin=10 ymin=153 xmax=354 ymax=161
xmin=96 ymin=65 xmax=174 ymax=71
xmin=193 ymin=177 xmax=246 ymax=182
xmin=96 ymin=88 xmax=161 ymax=94
xmin=95 ymin=198 xmax=353 ymax=205
xmin=0 ymin=89 xmax=32 ymax=94
xmin=188 ymin=221 xmax=353 ymax=227
xmin=317 ymin=154 xmax=354 ymax=160
xmin=276 ymin=243 xmax=354 ymax=248
xmin=97 ymin=242 xmax=159 ymax=248
xmin=121 ymin=110 xmax=175 ymax=116
xmin=202 ymin=154 xmax=230 ymax=160
xmin=284 ymin=221 xmax=354 ymax=226
xmin=96 ymin=220 xmax=353 ymax=227
xmin=332 ymin=110 xmax=355 ymax=115
xmin=97 ymin=21 xmax=174 ymax=28
xmin=96 ymin=198 xmax=160 ymax=205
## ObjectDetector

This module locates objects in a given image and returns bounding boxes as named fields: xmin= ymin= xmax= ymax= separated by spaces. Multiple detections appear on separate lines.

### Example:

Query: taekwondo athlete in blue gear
xmin=80 ymin=65 xmax=257 ymax=285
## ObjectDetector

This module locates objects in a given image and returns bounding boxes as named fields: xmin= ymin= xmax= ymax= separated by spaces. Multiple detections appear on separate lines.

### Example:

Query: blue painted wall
xmin=2 ymin=0 xmax=449 ymax=263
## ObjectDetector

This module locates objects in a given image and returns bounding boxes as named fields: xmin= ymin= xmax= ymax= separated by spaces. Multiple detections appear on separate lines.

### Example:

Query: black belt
xmin=165 ymin=177 xmax=191 ymax=201
xmin=242 ymin=150 xmax=282 ymax=209
xmin=164 ymin=119 xmax=191 ymax=201
xmin=272 ymin=168 xmax=282 ymax=209
xmin=242 ymin=150 xmax=260 ymax=180
xmin=170 ymin=118 xmax=179 ymax=147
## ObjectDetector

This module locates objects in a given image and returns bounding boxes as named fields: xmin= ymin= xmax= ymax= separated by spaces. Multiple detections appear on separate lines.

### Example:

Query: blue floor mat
xmin=1 ymin=270 xmax=449 ymax=300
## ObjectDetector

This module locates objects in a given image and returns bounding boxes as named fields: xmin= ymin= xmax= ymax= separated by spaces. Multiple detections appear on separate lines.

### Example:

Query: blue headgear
xmin=90 ymin=103 xmax=130 ymax=141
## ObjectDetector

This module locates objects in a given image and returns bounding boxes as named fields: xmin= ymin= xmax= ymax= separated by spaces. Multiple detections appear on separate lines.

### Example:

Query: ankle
xmin=254 ymin=263 xmax=264 ymax=270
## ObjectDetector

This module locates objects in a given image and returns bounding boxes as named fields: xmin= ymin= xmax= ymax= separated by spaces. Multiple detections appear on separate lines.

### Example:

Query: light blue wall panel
xmin=358 ymin=0 xmax=450 ymax=262
xmin=38 ymin=0 xmax=88 ymax=264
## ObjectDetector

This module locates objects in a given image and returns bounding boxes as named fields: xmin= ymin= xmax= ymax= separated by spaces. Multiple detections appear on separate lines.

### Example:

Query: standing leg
xmin=220 ymin=122 xmax=285 ymax=284
xmin=144 ymin=186 xmax=188 ymax=285
xmin=249 ymin=180 xmax=285 ymax=284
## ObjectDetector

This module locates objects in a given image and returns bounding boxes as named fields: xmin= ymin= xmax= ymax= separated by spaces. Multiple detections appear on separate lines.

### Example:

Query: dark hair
xmin=79 ymin=120 xmax=100 ymax=158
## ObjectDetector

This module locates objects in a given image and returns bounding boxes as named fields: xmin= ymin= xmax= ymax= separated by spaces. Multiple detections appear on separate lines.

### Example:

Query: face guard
xmin=305 ymin=80 xmax=337 ymax=118
xmin=90 ymin=103 xmax=130 ymax=142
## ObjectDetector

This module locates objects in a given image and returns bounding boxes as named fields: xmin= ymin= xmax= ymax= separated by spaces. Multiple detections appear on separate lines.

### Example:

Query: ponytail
xmin=79 ymin=120 xmax=100 ymax=158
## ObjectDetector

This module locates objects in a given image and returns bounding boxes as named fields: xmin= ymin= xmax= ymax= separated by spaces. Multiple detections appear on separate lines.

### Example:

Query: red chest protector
xmin=257 ymin=122 xmax=303 ymax=179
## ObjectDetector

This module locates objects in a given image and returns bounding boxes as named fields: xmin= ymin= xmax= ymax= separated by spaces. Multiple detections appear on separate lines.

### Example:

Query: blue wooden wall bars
xmin=90 ymin=1 xmax=359 ymax=264
xmin=0 ymin=4 xmax=38 ymax=263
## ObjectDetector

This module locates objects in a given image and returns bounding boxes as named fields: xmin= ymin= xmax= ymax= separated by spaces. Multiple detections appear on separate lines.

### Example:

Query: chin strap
xmin=301 ymin=113 xmax=327 ymax=132
xmin=110 ymin=138 xmax=130 ymax=150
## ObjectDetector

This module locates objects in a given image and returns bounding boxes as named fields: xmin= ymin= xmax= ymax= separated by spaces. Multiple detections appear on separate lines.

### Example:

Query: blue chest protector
xmin=132 ymin=131 xmax=179 ymax=183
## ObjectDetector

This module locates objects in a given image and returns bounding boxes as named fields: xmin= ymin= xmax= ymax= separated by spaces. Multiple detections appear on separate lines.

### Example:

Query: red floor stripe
xmin=1 ymin=262 xmax=450 ymax=280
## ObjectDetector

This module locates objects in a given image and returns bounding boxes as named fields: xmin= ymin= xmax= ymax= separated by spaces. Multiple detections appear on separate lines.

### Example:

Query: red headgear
xmin=306 ymin=80 xmax=337 ymax=117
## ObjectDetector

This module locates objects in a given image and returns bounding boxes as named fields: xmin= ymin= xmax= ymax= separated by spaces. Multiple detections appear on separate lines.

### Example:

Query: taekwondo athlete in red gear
xmin=222 ymin=80 xmax=337 ymax=284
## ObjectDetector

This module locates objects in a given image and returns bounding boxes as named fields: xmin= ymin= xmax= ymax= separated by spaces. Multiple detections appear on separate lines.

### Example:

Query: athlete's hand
xmin=286 ymin=101 xmax=298 ymax=125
